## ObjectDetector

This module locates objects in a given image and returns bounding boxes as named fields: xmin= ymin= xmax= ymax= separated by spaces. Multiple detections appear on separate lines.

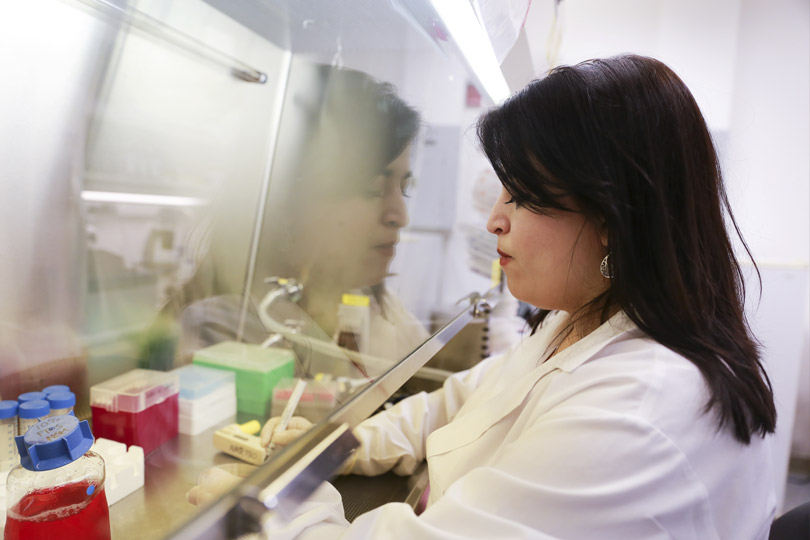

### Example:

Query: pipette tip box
xmin=90 ymin=369 xmax=179 ymax=455
xmin=271 ymin=378 xmax=338 ymax=422
xmin=174 ymin=365 xmax=236 ymax=435
xmin=192 ymin=341 xmax=295 ymax=418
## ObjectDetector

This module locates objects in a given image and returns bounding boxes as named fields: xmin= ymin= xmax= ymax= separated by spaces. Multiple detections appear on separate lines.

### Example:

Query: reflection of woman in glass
xmin=144 ymin=64 xmax=427 ymax=369
xmin=258 ymin=64 xmax=426 ymax=360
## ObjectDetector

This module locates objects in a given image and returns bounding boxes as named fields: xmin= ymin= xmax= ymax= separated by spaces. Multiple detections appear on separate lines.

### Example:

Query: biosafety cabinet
xmin=0 ymin=1 xmax=514 ymax=538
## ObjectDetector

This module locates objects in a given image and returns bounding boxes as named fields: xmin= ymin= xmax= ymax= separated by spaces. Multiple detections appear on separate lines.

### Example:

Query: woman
xmin=143 ymin=64 xmax=428 ymax=371
xmin=213 ymin=54 xmax=777 ymax=539
xmin=258 ymin=63 xmax=428 ymax=366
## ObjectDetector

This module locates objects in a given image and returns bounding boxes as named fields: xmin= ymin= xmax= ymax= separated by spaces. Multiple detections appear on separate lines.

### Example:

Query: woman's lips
xmin=497 ymin=249 xmax=512 ymax=267
xmin=373 ymin=243 xmax=396 ymax=257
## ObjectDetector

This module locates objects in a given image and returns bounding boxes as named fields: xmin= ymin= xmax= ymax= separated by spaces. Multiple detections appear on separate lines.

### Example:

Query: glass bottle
xmin=4 ymin=415 xmax=111 ymax=540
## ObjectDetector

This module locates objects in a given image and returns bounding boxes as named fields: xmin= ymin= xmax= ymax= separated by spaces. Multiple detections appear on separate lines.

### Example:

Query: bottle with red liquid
xmin=4 ymin=415 xmax=110 ymax=540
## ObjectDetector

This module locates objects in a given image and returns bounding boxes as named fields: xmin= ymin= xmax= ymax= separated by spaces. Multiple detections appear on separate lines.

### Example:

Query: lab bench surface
xmin=108 ymin=418 xmax=424 ymax=539
xmin=110 ymin=418 xmax=238 ymax=540
xmin=0 ymin=418 xmax=423 ymax=539
xmin=0 ymin=422 xmax=225 ymax=540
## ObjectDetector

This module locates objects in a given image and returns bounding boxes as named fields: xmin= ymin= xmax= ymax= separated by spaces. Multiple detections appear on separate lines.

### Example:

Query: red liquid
xmin=91 ymin=392 xmax=178 ymax=454
xmin=4 ymin=482 xmax=110 ymax=540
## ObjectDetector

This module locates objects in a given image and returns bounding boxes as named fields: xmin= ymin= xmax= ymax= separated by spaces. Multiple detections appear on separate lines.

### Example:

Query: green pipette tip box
xmin=192 ymin=341 xmax=294 ymax=417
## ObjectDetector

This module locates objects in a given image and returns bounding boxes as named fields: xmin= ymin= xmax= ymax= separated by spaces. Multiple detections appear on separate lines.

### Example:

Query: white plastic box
xmin=174 ymin=365 xmax=236 ymax=435
xmin=90 ymin=438 xmax=145 ymax=506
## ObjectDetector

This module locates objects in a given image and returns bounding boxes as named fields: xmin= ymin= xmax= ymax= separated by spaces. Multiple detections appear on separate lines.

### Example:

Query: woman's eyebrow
xmin=382 ymin=168 xmax=413 ymax=180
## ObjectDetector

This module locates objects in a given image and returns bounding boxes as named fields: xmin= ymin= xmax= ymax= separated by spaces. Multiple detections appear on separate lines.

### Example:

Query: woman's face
xmin=307 ymin=146 xmax=412 ymax=290
xmin=486 ymin=187 xmax=608 ymax=313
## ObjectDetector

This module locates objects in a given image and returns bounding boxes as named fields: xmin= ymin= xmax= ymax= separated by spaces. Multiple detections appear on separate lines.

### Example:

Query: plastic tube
xmin=257 ymin=289 xmax=390 ymax=380
xmin=0 ymin=400 xmax=19 ymax=471
xmin=42 ymin=385 xmax=71 ymax=395
xmin=47 ymin=392 xmax=76 ymax=416
xmin=18 ymin=400 xmax=50 ymax=436
xmin=17 ymin=391 xmax=48 ymax=403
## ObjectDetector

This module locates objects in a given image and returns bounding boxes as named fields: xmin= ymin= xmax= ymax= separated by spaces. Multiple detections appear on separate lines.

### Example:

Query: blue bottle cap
xmin=15 ymin=415 xmax=94 ymax=471
xmin=18 ymin=399 xmax=50 ymax=419
xmin=42 ymin=385 xmax=71 ymax=395
xmin=46 ymin=391 xmax=76 ymax=409
xmin=18 ymin=391 xmax=48 ymax=403
xmin=0 ymin=400 xmax=18 ymax=420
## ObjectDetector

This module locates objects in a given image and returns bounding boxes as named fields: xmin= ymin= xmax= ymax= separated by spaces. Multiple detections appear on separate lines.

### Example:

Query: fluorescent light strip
xmin=428 ymin=0 xmax=511 ymax=104
xmin=81 ymin=190 xmax=207 ymax=207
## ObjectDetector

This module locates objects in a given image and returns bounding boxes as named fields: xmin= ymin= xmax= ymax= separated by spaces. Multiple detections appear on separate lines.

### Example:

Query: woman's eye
xmin=400 ymin=176 xmax=413 ymax=198
xmin=505 ymin=196 xmax=521 ymax=207
xmin=366 ymin=176 xmax=412 ymax=198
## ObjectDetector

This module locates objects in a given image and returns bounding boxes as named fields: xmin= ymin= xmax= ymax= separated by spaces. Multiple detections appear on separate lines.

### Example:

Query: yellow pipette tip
xmin=238 ymin=420 xmax=261 ymax=435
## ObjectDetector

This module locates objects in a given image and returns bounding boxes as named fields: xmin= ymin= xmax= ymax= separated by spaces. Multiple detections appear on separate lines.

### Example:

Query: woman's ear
xmin=598 ymin=218 xmax=609 ymax=248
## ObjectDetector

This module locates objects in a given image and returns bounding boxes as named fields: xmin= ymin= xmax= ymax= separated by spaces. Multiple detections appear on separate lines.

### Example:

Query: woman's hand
xmin=260 ymin=416 xmax=313 ymax=448
xmin=186 ymin=464 xmax=255 ymax=506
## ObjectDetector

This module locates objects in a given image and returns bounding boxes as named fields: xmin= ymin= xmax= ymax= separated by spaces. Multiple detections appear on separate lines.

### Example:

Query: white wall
xmin=725 ymin=0 xmax=810 ymax=265
xmin=517 ymin=0 xmax=809 ymax=265
xmin=726 ymin=2 xmax=810 ymax=508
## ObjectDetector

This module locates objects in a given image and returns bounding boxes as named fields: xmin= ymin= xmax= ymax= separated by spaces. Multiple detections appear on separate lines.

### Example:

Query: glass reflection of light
xmin=427 ymin=0 xmax=510 ymax=103
xmin=81 ymin=191 xmax=207 ymax=207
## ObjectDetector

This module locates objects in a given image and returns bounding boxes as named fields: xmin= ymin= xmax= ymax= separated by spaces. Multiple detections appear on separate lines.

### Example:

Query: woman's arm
xmin=347 ymin=351 xmax=506 ymax=476
xmin=265 ymin=410 xmax=712 ymax=540
xmin=262 ymin=352 xmax=774 ymax=540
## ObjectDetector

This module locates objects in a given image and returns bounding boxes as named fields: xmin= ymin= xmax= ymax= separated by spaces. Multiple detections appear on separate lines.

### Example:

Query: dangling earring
xmin=600 ymin=253 xmax=613 ymax=279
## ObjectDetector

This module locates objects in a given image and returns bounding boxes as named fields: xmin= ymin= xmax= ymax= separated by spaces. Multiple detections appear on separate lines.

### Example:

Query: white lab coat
xmin=267 ymin=311 xmax=776 ymax=539
xmin=366 ymin=290 xmax=430 ymax=361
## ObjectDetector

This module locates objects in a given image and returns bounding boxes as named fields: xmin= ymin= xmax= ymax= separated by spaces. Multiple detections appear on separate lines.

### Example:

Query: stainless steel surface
xmin=70 ymin=0 xmax=268 ymax=83
xmin=256 ymin=423 xmax=356 ymax=510
xmin=0 ymin=0 xmax=112 ymax=401
xmin=165 ymin=422 xmax=358 ymax=540
xmin=79 ymin=0 xmax=289 ymax=369
xmin=472 ymin=298 xmax=492 ymax=319
xmin=333 ymin=462 xmax=429 ymax=523
xmin=109 ymin=417 xmax=239 ymax=540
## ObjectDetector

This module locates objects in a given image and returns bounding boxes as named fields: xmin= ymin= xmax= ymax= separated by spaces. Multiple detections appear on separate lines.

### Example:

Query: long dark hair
xmin=290 ymin=64 xmax=422 ymax=199
xmin=477 ymin=54 xmax=775 ymax=444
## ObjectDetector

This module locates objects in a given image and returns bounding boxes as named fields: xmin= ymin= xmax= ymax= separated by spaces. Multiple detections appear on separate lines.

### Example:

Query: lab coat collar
xmin=539 ymin=310 xmax=638 ymax=373
xmin=426 ymin=311 xmax=638 ymax=460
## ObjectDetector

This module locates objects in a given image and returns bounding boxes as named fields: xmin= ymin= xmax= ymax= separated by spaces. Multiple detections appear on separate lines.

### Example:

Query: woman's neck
xmin=299 ymin=275 xmax=360 ymax=338
xmin=551 ymin=304 xmax=620 ymax=357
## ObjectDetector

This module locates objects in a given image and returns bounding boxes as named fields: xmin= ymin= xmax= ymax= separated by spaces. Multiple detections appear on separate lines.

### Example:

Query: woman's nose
xmin=487 ymin=204 xmax=507 ymax=235
xmin=382 ymin=190 xmax=408 ymax=228
xmin=487 ymin=188 xmax=511 ymax=235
